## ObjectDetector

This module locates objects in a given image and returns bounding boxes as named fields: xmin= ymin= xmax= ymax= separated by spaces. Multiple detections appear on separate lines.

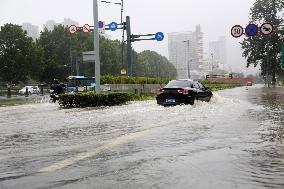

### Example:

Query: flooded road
xmin=0 ymin=85 xmax=284 ymax=189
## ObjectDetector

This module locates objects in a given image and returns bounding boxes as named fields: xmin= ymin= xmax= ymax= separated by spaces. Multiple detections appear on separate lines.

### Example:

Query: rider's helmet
xmin=53 ymin=79 xmax=59 ymax=84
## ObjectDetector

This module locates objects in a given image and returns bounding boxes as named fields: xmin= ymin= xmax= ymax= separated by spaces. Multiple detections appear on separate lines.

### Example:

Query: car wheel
xmin=188 ymin=98 xmax=195 ymax=105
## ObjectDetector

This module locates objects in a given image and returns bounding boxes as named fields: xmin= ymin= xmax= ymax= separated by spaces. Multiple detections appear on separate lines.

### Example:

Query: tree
xmin=135 ymin=50 xmax=177 ymax=78
xmin=0 ymin=24 xmax=43 ymax=84
xmin=240 ymin=0 xmax=284 ymax=86
xmin=38 ymin=25 xmax=72 ymax=82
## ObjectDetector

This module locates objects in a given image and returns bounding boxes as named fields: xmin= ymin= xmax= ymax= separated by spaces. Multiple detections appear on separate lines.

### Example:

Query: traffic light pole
xmin=126 ymin=16 xmax=132 ymax=76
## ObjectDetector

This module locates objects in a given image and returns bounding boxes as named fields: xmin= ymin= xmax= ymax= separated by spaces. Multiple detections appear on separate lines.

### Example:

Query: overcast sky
xmin=0 ymin=0 xmax=259 ymax=74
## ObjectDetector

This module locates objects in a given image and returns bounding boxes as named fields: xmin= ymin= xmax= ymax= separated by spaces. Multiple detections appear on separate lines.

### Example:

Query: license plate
xmin=165 ymin=99 xmax=176 ymax=103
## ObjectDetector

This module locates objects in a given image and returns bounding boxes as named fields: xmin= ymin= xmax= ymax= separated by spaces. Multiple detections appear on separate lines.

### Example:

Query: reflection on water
xmin=0 ymin=85 xmax=283 ymax=189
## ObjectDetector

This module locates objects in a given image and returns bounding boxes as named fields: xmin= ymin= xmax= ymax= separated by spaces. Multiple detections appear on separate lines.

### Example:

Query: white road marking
xmin=39 ymin=129 xmax=149 ymax=173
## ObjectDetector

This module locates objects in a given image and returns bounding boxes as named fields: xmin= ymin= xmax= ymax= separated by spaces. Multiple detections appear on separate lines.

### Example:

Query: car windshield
xmin=165 ymin=80 xmax=192 ymax=88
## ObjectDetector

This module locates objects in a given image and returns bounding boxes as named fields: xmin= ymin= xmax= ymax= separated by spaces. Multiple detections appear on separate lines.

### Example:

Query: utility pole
xmin=93 ymin=0 xmax=101 ymax=93
xmin=187 ymin=61 xmax=191 ymax=79
xmin=126 ymin=16 xmax=132 ymax=76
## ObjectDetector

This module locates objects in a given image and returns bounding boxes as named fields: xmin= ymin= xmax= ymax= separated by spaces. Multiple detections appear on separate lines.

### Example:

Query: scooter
xmin=49 ymin=90 xmax=59 ymax=103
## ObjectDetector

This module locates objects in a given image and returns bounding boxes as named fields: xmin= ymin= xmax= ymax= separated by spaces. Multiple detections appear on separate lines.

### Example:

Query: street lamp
xmin=100 ymin=0 xmax=124 ymax=37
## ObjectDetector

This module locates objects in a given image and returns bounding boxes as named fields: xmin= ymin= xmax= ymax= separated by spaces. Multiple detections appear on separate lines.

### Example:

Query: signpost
xmin=83 ymin=51 xmax=96 ymax=62
xmin=82 ymin=24 xmax=91 ymax=33
xmin=69 ymin=25 xmax=77 ymax=34
xmin=260 ymin=23 xmax=274 ymax=35
xmin=245 ymin=24 xmax=258 ymax=37
xmin=98 ymin=21 xmax=104 ymax=28
xmin=155 ymin=32 xmax=164 ymax=41
xmin=109 ymin=22 xmax=118 ymax=31
xmin=68 ymin=14 xmax=164 ymax=78
xmin=231 ymin=25 xmax=243 ymax=38
xmin=98 ymin=21 xmax=105 ymax=34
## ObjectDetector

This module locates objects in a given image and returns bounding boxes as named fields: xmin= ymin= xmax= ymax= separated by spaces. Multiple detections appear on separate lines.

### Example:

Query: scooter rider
xmin=50 ymin=79 xmax=64 ymax=95
xmin=50 ymin=79 xmax=64 ymax=102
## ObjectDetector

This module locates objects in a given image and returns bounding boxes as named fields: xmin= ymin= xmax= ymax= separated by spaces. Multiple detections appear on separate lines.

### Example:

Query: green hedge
xmin=201 ymin=81 xmax=242 ymax=91
xmin=58 ymin=92 xmax=135 ymax=108
xmin=101 ymin=75 xmax=171 ymax=84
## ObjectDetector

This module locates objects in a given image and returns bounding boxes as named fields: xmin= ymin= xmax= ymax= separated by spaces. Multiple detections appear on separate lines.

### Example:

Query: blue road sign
xmin=245 ymin=24 xmax=258 ymax=36
xmin=109 ymin=22 xmax=118 ymax=31
xmin=155 ymin=32 xmax=164 ymax=41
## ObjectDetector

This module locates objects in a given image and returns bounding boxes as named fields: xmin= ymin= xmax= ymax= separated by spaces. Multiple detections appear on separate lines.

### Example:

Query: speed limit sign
xmin=231 ymin=25 xmax=244 ymax=38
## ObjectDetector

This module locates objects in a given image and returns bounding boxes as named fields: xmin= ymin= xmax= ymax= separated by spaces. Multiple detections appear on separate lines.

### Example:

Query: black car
xmin=156 ymin=79 xmax=213 ymax=106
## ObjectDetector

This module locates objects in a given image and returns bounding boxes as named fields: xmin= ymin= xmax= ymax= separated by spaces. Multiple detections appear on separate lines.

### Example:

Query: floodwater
xmin=0 ymin=85 xmax=283 ymax=189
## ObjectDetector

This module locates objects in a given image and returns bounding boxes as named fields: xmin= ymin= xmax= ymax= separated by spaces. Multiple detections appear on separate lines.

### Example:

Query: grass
xmin=0 ymin=95 xmax=47 ymax=107
xmin=0 ymin=99 xmax=36 ymax=106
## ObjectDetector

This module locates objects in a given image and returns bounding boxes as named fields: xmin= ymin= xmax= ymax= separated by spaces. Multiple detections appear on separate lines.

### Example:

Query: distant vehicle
xmin=156 ymin=79 xmax=213 ymax=106
xmin=19 ymin=86 xmax=40 ymax=95
xmin=64 ymin=76 xmax=96 ymax=92
xmin=247 ymin=82 xmax=252 ymax=86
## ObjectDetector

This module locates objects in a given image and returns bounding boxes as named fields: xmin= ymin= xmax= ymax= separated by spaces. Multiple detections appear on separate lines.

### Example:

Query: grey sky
xmin=0 ymin=0 xmax=258 ymax=74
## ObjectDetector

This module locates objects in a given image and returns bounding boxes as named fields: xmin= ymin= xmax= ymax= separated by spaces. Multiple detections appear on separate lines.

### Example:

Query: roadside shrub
xmin=101 ymin=75 xmax=171 ymax=85
xmin=58 ymin=92 xmax=135 ymax=108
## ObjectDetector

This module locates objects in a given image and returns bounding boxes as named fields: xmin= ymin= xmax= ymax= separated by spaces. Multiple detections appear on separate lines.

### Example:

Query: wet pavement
xmin=0 ymin=85 xmax=283 ymax=189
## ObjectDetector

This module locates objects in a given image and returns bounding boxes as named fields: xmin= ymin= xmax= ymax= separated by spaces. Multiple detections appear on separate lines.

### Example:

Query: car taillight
xmin=156 ymin=88 xmax=164 ymax=95
xmin=178 ymin=89 xmax=189 ymax=94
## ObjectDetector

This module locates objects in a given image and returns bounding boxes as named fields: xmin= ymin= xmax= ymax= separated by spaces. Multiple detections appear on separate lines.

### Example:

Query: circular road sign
xmin=260 ymin=23 xmax=274 ymax=35
xmin=109 ymin=22 xmax=118 ymax=31
xmin=82 ymin=24 xmax=91 ymax=33
xmin=69 ymin=25 xmax=77 ymax=34
xmin=245 ymin=24 xmax=258 ymax=37
xmin=155 ymin=32 xmax=164 ymax=41
xmin=231 ymin=25 xmax=243 ymax=38
xmin=98 ymin=21 xmax=104 ymax=28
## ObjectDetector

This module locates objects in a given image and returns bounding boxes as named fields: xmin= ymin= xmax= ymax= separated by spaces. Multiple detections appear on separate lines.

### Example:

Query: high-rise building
xmin=22 ymin=23 xmax=39 ymax=41
xmin=209 ymin=36 xmax=227 ymax=70
xmin=43 ymin=20 xmax=58 ymax=31
xmin=168 ymin=25 xmax=203 ymax=79
xmin=61 ymin=18 xmax=79 ymax=27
